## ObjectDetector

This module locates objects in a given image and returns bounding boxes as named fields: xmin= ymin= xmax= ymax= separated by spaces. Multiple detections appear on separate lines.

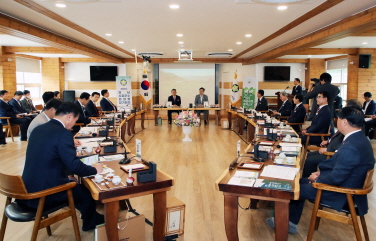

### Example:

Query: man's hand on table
xmin=74 ymin=139 xmax=82 ymax=147
xmin=94 ymin=164 xmax=103 ymax=174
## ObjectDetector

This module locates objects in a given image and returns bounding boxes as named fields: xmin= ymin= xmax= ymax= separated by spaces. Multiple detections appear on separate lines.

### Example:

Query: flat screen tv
xmin=90 ymin=66 xmax=118 ymax=81
xmin=264 ymin=66 xmax=291 ymax=81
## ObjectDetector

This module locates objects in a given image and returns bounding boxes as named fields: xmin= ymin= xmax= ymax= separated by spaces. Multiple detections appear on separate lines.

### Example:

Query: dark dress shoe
xmin=204 ymin=120 xmax=208 ymax=125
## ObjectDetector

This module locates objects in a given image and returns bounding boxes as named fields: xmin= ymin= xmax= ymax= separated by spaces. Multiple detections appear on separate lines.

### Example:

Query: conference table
xmin=216 ymin=123 xmax=303 ymax=241
xmin=227 ymin=110 xmax=257 ymax=143
xmin=153 ymin=107 xmax=221 ymax=126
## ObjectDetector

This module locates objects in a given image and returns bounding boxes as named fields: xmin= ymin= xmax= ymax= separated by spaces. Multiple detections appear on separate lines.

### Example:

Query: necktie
xmin=294 ymin=105 xmax=298 ymax=111
xmin=28 ymin=99 xmax=33 ymax=110
xmin=93 ymin=101 xmax=99 ymax=116
xmin=316 ymin=107 xmax=321 ymax=114
xmin=81 ymin=105 xmax=86 ymax=118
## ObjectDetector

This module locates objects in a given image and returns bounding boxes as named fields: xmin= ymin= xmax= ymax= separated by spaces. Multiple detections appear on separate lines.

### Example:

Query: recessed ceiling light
xmin=169 ymin=5 xmax=179 ymax=9
xmin=105 ymin=33 xmax=112 ymax=36
xmin=131 ymin=49 xmax=136 ymax=52
xmin=178 ymin=41 xmax=184 ymax=44
xmin=245 ymin=34 xmax=252 ymax=37
xmin=55 ymin=3 xmax=66 ymax=8
xmin=176 ymin=34 xmax=183 ymax=37
xmin=362 ymin=42 xmax=368 ymax=45
xmin=228 ymin=49 xmax=233 ymax=51
xmin=236 ymin=42 xmax=242 ymax=45
xmin=180 ymin=45 xmax=184 ymax=48
xmin=278 ymin=6 xmax=288 ymax=10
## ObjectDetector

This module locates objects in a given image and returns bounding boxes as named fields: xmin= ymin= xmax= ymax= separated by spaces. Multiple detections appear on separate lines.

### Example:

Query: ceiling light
xmin=55 ymin=3 xmax=66 ymax=8
xmin=180 ymin=45 xmax=184 ymax=48
xmin=236 ymin=42 xmax=242 ymax=45
xmin=228 ymin=49 xmax=233 ymax=51
xmin=245 ymin=34 xmax=252 ymax=37
xmin=178 ymin=41 xmax=184 ymax=44
xmin=131 ymin=49 xmax=136 ymax=51
xmin=118 ymin=41 xmax=124 ymax=44
xmin=176 ymin=34 xmax=183 ymax=37
xmin=278 ymin=6 xmax=288 ymax=10
xmin=105 ymin=33 xmax=112 ymax=36
xmin=362 ymin=42 xmax=368 ymax=45
xmin=169 ymin=5 xmax=179 ymax=9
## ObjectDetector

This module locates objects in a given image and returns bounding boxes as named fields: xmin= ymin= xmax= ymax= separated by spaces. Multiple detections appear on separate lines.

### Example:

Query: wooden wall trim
xmin=264 ymin=59 xmax=308 ymax=63
xmin=124 ymin=58 xmax=246 ymax=63
xmin=5 ymin=46 xmax=72 ymax=54
xmin=0 ymin=13 xmax=123 ymax=63
xmin=324 ymin=55 xmax=348 ymax=61
xmin=232 ymin=0 xmax=344 ymax=58
xmin=60 ymin=58 xmax=108 ymax=63
xmin=15 ymin=54 xmax=42 ymax=60
xmin=292 ymin=48 xmax=358 ymax=55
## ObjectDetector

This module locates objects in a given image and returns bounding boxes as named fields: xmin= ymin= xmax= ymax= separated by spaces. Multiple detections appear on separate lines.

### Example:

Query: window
xmin=327 ymin=68 xmax=347 ymax=101
xmin=16 ymin=72 xmax=43 ymax=105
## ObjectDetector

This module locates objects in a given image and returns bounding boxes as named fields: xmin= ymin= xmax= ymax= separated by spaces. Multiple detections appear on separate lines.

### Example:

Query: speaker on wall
xmin=63 ymin=90 xmax=75 ymax=103
xmin=359 ymin=54 xmax=371 ymax=69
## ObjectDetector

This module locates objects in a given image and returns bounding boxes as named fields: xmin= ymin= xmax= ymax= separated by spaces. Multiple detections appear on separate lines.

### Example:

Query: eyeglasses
xmin=316 ymin=96 xmax=324 ymax=99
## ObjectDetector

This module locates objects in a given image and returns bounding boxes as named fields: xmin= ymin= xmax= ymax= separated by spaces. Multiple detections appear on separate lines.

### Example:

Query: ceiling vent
xmin=235 ymin=0 xmax=315 ymax=4
xmin=137 ymin=52 xmax=163 ymax=57
xmin=206 ymin=52 xmax=234 ymax=57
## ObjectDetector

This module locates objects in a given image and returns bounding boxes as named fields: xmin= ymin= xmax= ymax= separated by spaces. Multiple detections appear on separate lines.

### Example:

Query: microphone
xmin=283 ymin=86 xmax=290 ymax=92
xmin=119 ymin=145 xmax=132 ymax=164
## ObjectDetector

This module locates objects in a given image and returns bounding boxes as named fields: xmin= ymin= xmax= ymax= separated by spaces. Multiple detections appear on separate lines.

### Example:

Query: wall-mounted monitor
xmin=264 ymin=66 xmax=291 ymax=81
xmin=90 ymin=66 xmax=118 ymax=81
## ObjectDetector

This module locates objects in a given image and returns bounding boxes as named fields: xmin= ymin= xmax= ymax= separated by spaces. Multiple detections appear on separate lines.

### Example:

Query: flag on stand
xmin=140 ymin=68 xmax=152 ymax=107
xmin=231 ymin=71 xmax=240 ymax=106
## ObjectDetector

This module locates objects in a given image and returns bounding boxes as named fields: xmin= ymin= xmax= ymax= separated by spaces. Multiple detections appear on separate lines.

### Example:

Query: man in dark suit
xmin=301 ymin=91 xmax=331 ymax=146
xmin=287 ymin=94 xmax=306 ymax=133
xmin=74 ymin=92 xmax=91 ymax=126
xmin=273 ymin=92 xmax=292 ymax=116
xmin=100 ymin=89 xmax=117 ymax=112
xmin=362 ymin=92 xmax=376 ymax=115
xmin=194 ymin=87 xmax=209 ymax=124
xmin=86 ymin=92 xmax=101 ymax=117
xmin=9 ymin=91 xmax=29 ymax=114
xmin=333 ymin=93 xmax=343 ymax=118
xmin=291 ymin=78 xmax=302 ymax=96
xmin=267 ymin=106 xmax=375 ymax=234
xmin=0 ymin=90 xmax=31 ymax=141
xmin=167 ymin=89 xmax=182 ymax=124
xmin=255 ymin=89 xmax=268 ymax=111
xmin=20 ymin=90 xmax=38 ymax=113
xmin=18 ymin=102 xmax=104 ymax=231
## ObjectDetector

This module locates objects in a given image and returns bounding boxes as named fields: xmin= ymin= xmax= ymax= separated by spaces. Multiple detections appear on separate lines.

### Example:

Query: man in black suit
xmin=18 ymin=102 xmax=104 ymax=231
xmin=86 ymin=92 xmax=101 ymax=117
xmin=255 ymin=89 xmax=268 ymax=111
xmin=9 ymin=91 xmax=29 ymax=114
xmin=100 ymin=89 xmax=117 ymax=112
xmin=74 ymin=92 xmax=91 ymax=126
xmin=287 ymin=94 xmax=306 ymax=133
xmin=273 ymin=92 xmax=292 ymax=116
xmin=0 ymin=90 xmax=31 ymax=141
xmin=267 ymin=106 xmax=375 ymax=234
xmin=333 ymin=93 xmax=343 ymax=118
xmin=363 ymin=92 xmax=376 ymax=115
xmin=291 ymin=78 xmax=302 ymax=96
xmin=301 ymin=91 xmax=331 ymax=146
xmin=167 ymin=89 xmax=182 ymax=124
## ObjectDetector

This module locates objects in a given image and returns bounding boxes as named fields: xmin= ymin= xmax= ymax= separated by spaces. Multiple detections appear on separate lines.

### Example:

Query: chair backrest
xmin=0 ymin=172 xmax=28 ymax=198
xmin=363 ymin=169 xmax=374 ymax=190
xmin=35 ymin=104 xmax=43 ymax=111
xmin=303 ymin=104 xmax=309 ymax=113
xmin=119 ymin=119 xmax=127 ymax=143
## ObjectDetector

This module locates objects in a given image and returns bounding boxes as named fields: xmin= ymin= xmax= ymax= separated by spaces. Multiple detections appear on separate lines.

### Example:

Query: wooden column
xmin=0 ymin=47 xmax=16 ymax=94
xmin=42 ymin=57 xmax=63 ymax=93
xmin=347 ymin=54 xmax=359 ymax=100
xmin=59 ymin=60 xmax=65 ymax=91
xmin=305 ymin=59 xmax=325 ymax=88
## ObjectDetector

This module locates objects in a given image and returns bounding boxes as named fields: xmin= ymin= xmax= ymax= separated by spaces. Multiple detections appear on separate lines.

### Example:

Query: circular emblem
xmin=232 ymin=84 xmax=239 ymax=93
xmin=120 ymin=78 xmax=127 ymax=86
xmin=141 ymin=80 xmax=150 ymax=90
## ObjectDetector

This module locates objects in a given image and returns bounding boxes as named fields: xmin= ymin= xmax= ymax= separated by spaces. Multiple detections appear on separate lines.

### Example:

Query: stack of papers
xmin=79 ymin=127 xmax=98 ymax=133
xmin=79 ymin=137 xmax=105 ymax=147
xmin=100 ymin=154 xmax=124 ymax=162
xmin=227 ymin=171 xmax=259 ymax=187
xmin=260 ymin=165 xmax=299 ymax=180
xmin=279 ymin=142 xmax=302 ymax=152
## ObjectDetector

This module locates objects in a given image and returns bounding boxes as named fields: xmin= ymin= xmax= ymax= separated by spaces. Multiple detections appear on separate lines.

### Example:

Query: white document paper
xmin=81 ymin=155 xmax=99 ymax=165
xmin=100 ymin=154 xmax=125 ymax=162
xmin=260 ymin=165 xmax=299 ymax=180
xmin=79 ymin=127 xmax=98 ymax=133
xmin=228 ymin=171 xmax=259 ymax=187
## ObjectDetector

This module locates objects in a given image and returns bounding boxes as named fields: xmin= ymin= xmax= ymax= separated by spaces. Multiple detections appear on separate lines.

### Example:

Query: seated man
xmin=27 ymin=98 xmax=63 ymax=139
xmin=301 ymin=91 xmax=331 ymax=146
xmin=255 ymin=89 xmax=268 ymax=111
xmin=194 ymin=87 xmax=209 ymax=124
xmin=363 ymin=92 xmax=376 ymax=115
xmin=167 ymin=89 xmax=181 ymax=124
xmin=18 ymin=102 xmax=104 ymax=231
xmin=273 ymin=92 xmax=292 ymax=117
xmin=0 ymin=90 xmax=31 ymax=141
xmin=74 ymin=92 xmax=91 ymax=127
xmin=86 ymin=92 xmax=101 ymax=117
xmin=20 ymin=90 xmax=38 ymax=113
xmin=100 ymin=89 xmax=117 ymax=112
xmin=287 ymin=94 xmax=306 ymax=133
xmin=9 ymin=91 xmax=29 ymax=114
xmin=267 ymin=106 xmax=375 ymax=234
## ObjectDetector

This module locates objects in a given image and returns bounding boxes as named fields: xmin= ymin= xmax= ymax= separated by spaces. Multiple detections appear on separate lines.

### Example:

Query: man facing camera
xmin=86 ymin=92 xmax=101 ymax=117
xmin=255 ymin=89 xmax=268 ymax=111
xmin=9 ymin=91 xmax=29 ymax=114
xmin=18 ymin=102 xmax=104 ymax=231
xmin=267 ymin=106 xmax=375 ymax=234
xmin=100 ymin=89 xmax=117 ymax=112
xmin=21 ymin=90 xmax=38 ymax=113
xmin=273 ymin=92 xmax=292 ymax=116
xmin=301 ymin=91 xmax=331 ymax=146
xmin=74 ymin=92 xmax=91 ymax=126
xmin=291 ymin=78 xmax=302 ymax=96
xmin=194 ymin=87 xmax=209 ymax=125
xmin=167 ymin=89 xmax=181 ymax=124
xmin=287 ymin=94 xmax=306 ymax=133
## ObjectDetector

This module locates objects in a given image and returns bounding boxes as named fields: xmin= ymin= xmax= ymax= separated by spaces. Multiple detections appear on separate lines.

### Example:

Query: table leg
xmin=141 ymin=112 xmax=145 ymax=129
xmin=275 ymin=201 xmax=289 ymax=241
xmin=153 ymin=191 xmax=167 ymax=241
xmin=104 ymin=201 xmax=120 ymax=241
xmin=154 ymin=110 xmax=159 ymax=126
xmin=131 ymin=117 xmax=136 ymax=134
xmin=228 ymin=112 xmax=232 ymax=130
xmin=238 ymin=116 xmax=244 ymax=135
xmin=247 ymin=123 xmax=255 ymax=143
xmin=216 ymin=110 xmax=222 ymax=126
xmin=127 ymin=119 xmax=131 ymax=136
xmin=224 ymin=195 xmax=239 ymax=241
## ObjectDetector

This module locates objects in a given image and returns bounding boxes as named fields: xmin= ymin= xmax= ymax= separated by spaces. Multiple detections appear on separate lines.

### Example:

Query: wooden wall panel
xmin=347 ymin=54 xmax=359 ymax=100
xmin=356 ymin=49 xmax=376 ymax=100
xmin=41 ymin=58 xmax=61 ymax=92
xmin=258 ymin=81 xmax=294 ymax=90
xmin=305 ymin=59 xmax=325 ymax=88
xmin=1 ymin=49 xmax=16 ymax=94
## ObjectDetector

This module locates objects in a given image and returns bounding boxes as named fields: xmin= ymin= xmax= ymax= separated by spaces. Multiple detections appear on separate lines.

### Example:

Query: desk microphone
xmin=283 ymin=86 xmax=290 ymax=92
xmin=119 ymin=146 xmax=132 ymax=164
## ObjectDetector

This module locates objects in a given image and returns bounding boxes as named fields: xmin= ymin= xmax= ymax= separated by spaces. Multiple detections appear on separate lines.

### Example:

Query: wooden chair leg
xmin=360 ymin=216 xmax=369 ymax=241
xmin=346 ymin=194 xmax=362 ymax=241
xmin=8 ymin=128 xmax=14 ymax=142
xmin=314 ymin=205 xmax=323 ymax=230
xmin=67 ymin=189 xmax=81 ymax=241
xmin=0 ymin=197 xmax=12 ymax=241
xmin=307 ymin=190 xmax=323 ymax=241
xmin=31 ymin=196 xmax=46 ymax=241
xmin=119 ymin=200 xmax=128 ymax=211
xmin=44 ymin=215 xmax=52 ymax=236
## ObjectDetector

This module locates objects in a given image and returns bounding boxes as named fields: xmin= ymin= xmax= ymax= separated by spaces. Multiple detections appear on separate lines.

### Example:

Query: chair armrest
xmin=307 ymin=146 xmax=321 ymax=151
xmin=304 ymin=133 xmax=331 ymax=137
xmin=0 ymin=117 xmax=11 ymax=119
xmin=312 ymin=182 xmax=373 ymax=195
xmin=285 ymin=122 xmax=304 ymax=125
xmin=74 ymin=123 xmax=84 ymax=126
xmin=22 ymin=182 xmax=77 ymax=200
xmin=323 ymin=151 xmax=335 ymax=157
xmin=365 ymin=115 xmax=373 ymax=118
